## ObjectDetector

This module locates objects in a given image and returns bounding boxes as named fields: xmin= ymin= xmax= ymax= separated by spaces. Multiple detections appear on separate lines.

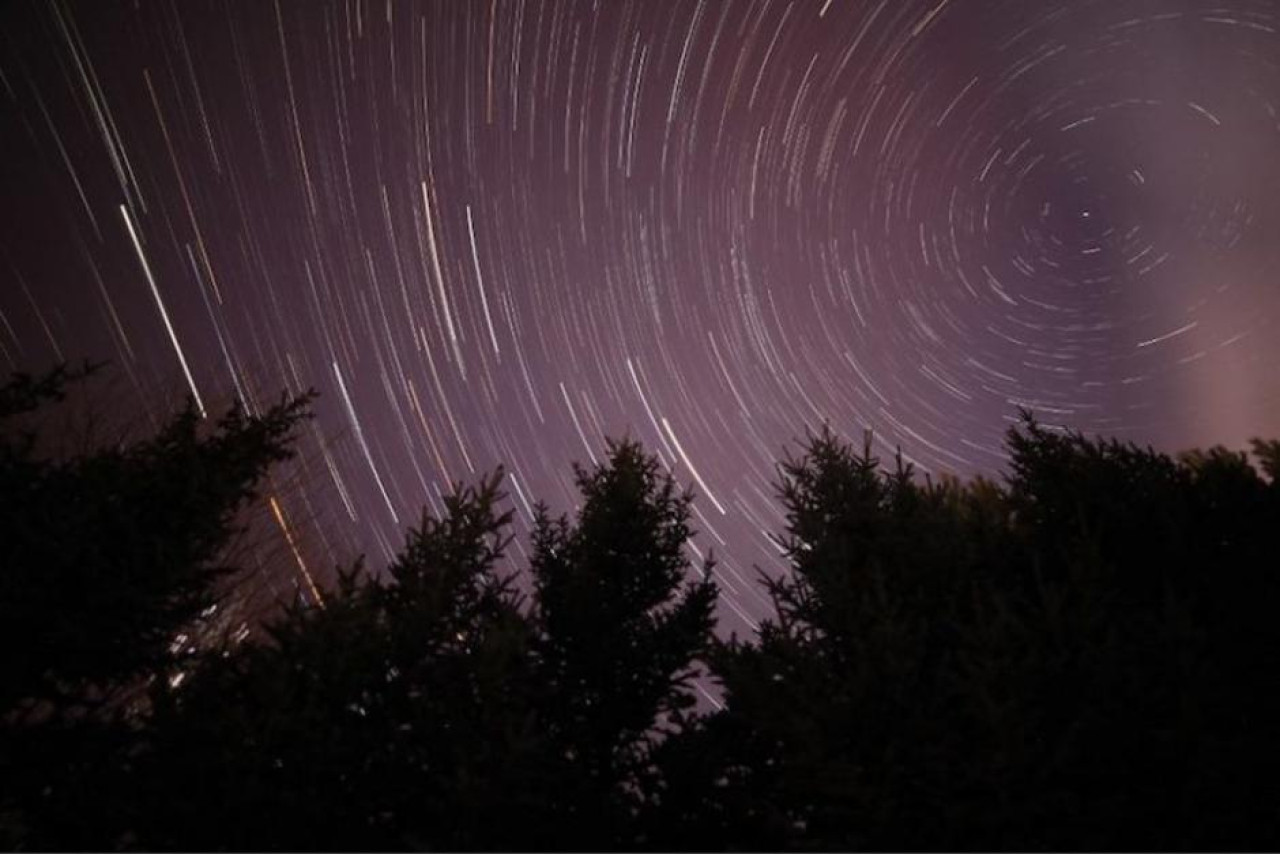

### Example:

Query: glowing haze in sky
xmin=2 ymin=0 xmax=1279 ymax=632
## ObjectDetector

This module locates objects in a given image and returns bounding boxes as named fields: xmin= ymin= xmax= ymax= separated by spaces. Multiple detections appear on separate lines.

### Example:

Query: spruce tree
xmin=704 ymin=417 xmax=1280 ymax=850
xmin=530 ymin=439 xmax=718 ymax=847
xmin=0 ymin=362 xmax=313 ymax=849
xmin=137 ymin=473 xmax=555 ymax=851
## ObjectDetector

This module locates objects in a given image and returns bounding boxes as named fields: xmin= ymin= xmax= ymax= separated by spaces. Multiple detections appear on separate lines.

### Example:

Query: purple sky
xmin=3 ymin=0 xmax=1279 ymax=634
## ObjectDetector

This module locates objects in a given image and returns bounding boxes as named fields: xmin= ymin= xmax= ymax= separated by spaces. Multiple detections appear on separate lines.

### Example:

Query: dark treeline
xmin=3 ymin=363 xmax=1280 ymax=851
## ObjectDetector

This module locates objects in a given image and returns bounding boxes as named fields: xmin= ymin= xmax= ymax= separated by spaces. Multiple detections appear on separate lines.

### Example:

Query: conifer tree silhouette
xmin=529 ymin=439 xmax=718 ymax=849
xmin=0 ymin=363 xmax=313 ymax=849
xmin=697 ymin=416 xmax=1280 ymax=850
xmin=7 ymin=360 xmax=1280 ymax=851
xmin=136 ymin=472 xmax=559 ymax=851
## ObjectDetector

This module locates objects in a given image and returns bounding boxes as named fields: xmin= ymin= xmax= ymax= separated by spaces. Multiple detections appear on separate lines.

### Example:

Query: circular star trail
xmin=3 ymin=0 xmax=1279 ymax=632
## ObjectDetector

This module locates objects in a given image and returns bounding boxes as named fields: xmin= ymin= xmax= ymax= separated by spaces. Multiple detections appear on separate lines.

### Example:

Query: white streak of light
xmin=661 ymin=417 xmax=727 ymax=515
xmin=421 ymin=181 xmax=466 ymax=375
xmin=120 ymin=205 xmax=206 ymax=417
xmin=1137 ymin=321 xmax=1198 ymax=348
xmin=507 ymin=469 xmax=536 ymax=523
xmin=333 ymin=360 xmax=400 ymax=523
xmin=466 ymin=204 xmax=501 ymax=358
xmin=560 ymin=381 xmax=599 ymax=466
xmin=696 ymin=682 xmax=725 ymax=711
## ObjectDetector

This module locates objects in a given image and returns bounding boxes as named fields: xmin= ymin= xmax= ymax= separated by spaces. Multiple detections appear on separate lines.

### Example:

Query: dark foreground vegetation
xmin=3 ymin=363 xmax=1280 ymax=851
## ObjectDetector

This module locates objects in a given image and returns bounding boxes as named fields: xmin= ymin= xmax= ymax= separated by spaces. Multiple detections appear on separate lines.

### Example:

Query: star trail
xmin=2 ymin=0 xmax=1279 ymax=633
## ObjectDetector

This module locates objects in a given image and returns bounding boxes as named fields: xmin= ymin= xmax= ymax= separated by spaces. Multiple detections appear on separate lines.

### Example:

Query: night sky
xmin=3 ymin=0 xmax=1279 ymax=634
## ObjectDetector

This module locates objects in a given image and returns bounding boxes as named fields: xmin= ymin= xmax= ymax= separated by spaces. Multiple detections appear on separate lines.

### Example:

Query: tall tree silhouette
xmin=530 ymin=439 xmax=718 ymax=848
xmin=699 ymin=417 xmax=1280 ymax=850
xmin=0 ymin=363 xmax=313 ymax=849
xmin=686 ymin=427 xmax=1009 ymax=850
xmin=138 ymin=440 xmax=717 ymax=850
xmin=136 ymin=473 xmax=562 ymax=851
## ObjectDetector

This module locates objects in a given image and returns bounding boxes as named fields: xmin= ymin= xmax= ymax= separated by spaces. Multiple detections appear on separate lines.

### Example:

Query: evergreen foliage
xmin=133 ymin=439 xmax=716 ymax=851
xmin=0 ymin=364 xmax=313 ymax=848
xmin=4 ymin=363 xmax=1280 ymax=851
xmin=530 ymin=440 xmax=718 ymax=847
xmin=136 ymin=474 xmax=553 ymax=850
xmin=692 ymin=414 xmax=1280 ymax=850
